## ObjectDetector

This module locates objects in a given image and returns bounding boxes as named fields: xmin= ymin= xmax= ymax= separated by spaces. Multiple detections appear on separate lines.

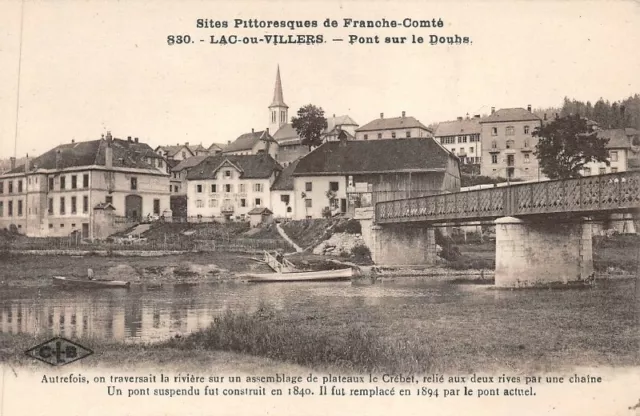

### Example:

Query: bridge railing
xmin=375 ymin=171 xmax=640 ymax=224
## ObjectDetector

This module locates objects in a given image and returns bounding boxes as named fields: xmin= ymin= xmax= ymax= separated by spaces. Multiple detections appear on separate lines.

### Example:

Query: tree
xmin=291 ymin=104 xmax=328 ymax=150
xmin=533 ymin=114 xmax=610 ymax=179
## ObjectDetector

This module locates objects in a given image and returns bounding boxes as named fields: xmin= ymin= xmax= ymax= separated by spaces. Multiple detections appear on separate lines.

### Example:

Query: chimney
xmin=55 ymin=150 xmax=62 ymax=170
xmin=24 ymin=154 xmax=30 ymax=172
xmin=105 ymin=139 xmax=113 ymax=169
xmin=402 ymin=111 xmax=406 ymax=118
xmin=527 ymin=104 xmax=532 ymax=112
xmin=380 ymin=113 xmax=384 ymax=119
xmin=127 ymin=136 xmax=132 ymax=142
xmin=106 ymin=131 xmax=112 ymax=142
xmin=71 ymin=139 xmax=75 ymax=144
xmin=10 ymin=157 xmax=16 ymax=170
xmin=457 ymin=116 xmax=463 ymax=121
xmin=474 ymin=114 xmax=481 ymax=119
xmin=265 ymin=128 xmax=269 ymax=135
xmin=185 ymin=142 xmax=189 ymax=147
xmin=251 ymin=128 xmax=254 ymax=133
xmin=544 ymin=113 xmax=548 ymax=121
xmin=227 ymin=140 xmax=231 ymax=145
xmin=491 ymin=107 xmax=495 ymax=114
xmin=134 ymin=137 xmax=138 ymax=143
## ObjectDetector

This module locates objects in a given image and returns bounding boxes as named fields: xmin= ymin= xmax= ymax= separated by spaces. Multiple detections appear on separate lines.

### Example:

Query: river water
xmin=0 ymin=278 xmax=637 ymax=344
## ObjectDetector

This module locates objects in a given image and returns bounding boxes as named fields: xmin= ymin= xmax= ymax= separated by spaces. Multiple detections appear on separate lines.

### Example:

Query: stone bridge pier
xmin=494 ymin=216 xmax=593 ymax=288
xmin=358 ymin=208 xmax=437 ymax=265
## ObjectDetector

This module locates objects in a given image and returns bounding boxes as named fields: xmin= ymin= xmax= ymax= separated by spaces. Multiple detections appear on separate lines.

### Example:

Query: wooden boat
xmin=52 ymin=276 xmax=131 ymax=288
xmin=243 ymin=267 xmax=354 ymax=283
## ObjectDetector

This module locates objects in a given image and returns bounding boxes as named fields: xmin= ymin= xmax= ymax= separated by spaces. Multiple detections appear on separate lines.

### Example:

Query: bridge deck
xmin=375 ymin=171 xmax=640 ymax=224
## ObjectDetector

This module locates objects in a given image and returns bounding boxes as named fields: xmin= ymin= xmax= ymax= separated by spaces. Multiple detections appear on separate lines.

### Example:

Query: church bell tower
xmin=268 ymin=65 xmax=288 ymax=135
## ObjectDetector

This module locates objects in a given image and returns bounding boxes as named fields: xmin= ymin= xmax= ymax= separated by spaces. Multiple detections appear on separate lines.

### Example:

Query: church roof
xmin=269 ymin=66 xmax=288 ymax=108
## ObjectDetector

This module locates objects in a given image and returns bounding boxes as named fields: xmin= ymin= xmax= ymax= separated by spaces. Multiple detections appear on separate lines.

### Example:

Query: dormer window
xmin=224 ymin=170 xmax=232 ymax=178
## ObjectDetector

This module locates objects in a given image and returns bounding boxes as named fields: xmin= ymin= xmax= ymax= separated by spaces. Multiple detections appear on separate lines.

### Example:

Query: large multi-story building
xmin=185 ymin=153 xmax=282 ymax=221
xmin=480 ymin=106 xmax=543 ymax=181
xmin=354 ymin=112 xmax=433 ymax=141
xmin=434 ymin=115 xmax=483 ymax=166
xmin=0 ymin=133 xmax=170 ymax=239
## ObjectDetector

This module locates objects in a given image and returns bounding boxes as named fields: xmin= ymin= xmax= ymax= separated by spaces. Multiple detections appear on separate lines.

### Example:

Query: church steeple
xmin=268 ymin=65 xmax=288 ymax=134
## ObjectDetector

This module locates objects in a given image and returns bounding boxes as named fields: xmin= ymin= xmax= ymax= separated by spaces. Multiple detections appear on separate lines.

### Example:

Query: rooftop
xmin=171 ymin=155 xmax=209 ymax=172
xmin=434 ymin=118 xmax=482 ymax=137
xmin=293 ymin=138 xmax=453 ymax=176
xmin=356 ymin=114 xmax=430 ymax=133
xmin=270 ymin=158 xmax=301 ymax=191
xmin=224 ymin=130 xmax=277 ymax=153
xmin=480 ymin=108 xmax=541 ymax=124
xmin=186 ymin=154 xmax=281 ymax=180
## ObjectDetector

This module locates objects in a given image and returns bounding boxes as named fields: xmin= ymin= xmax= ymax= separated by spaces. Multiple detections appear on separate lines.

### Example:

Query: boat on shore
xmin=52 ymin=276 xmax=131 ymax=288
xmin=243 ymin=250 xmax=355 ymax=283
xmin=243 ymin=267 xmax=354 ymax=283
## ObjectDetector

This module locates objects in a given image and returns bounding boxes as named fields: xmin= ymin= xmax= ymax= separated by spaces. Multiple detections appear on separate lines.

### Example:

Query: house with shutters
xmin=354 ymin=112 xmax=433 ymax=141
xmin=0 ymin=132 xmax=170 ymax=239
xmin=185 ymin=153 xmax=282 ymax=221
xmin=291 ymin=136 xmax=460 ymax=219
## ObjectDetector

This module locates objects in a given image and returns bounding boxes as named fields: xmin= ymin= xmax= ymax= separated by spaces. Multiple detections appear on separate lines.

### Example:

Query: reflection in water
xmin=0 ymin=279 xmax=635 ymax=344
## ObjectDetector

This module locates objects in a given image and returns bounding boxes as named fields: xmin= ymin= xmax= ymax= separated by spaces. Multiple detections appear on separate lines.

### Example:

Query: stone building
xmin=354 ymin=112 xmax=433 ymax=141
xmin=434 ymin=115 xmax=483 ymax=167
xmin=0 ymin=133 xmax=170 ymax=239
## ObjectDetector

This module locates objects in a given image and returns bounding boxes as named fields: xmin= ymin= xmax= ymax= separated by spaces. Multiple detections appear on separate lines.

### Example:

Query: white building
xmin=434 ymin=115 xmax=483 ymax=166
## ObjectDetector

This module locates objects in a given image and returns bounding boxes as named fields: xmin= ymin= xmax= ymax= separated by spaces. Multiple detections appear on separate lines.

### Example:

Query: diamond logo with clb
xmin=25 ymin=337 xmax=93 ymax=366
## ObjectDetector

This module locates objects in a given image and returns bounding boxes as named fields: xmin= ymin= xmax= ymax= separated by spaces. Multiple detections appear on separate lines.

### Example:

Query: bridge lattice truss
xmin=375 ymin=172 xmax=640 ymax=224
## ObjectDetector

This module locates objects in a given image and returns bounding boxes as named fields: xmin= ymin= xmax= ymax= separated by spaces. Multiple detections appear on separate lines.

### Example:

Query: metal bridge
xmin=375 ymin=171 xmax=640 ymax=224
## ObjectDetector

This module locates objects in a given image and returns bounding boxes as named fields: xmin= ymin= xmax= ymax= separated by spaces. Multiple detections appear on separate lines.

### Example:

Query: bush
xmin=351 ymin=244 xmax=371 ymax=258
xmin=321 ymin=207 xmax=332 ymax=218
xmin=334 ymin=219 xmax=361 ymax=234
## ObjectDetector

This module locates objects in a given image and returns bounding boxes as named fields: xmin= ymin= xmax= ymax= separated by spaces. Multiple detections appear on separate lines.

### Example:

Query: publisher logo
xmin=25 ymin=337 xmax=93 ymax=366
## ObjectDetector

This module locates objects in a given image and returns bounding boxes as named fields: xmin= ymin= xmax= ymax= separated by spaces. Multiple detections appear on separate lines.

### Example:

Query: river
xmin=1 ymin=278 xmax=637 ymax=346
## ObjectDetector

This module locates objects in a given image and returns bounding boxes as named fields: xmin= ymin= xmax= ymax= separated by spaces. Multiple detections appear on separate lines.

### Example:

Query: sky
xmin=0 ymin=0 xmax=639 ymax=159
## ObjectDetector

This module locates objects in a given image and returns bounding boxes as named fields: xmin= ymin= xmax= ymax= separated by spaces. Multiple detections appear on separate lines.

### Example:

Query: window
xmin=305 ymin=199 xmax=312 ymax=208
xmin=8 ymin=181 xmax=13 ymax=193
xmin=305 ymin=182 xmax=312 ymax=192
xmin=506 ymin=140 xmax=514 ymax=149
xmin=329 ymin=182 xmax=339 ymax=192
xmin=170 ymin=185 xmax=173 ymax=192
xmin=196 ymin=200 xmax=204 ymax=208
xmin=49 ymin=177 xmax=54 ymax=191
xmin=8 ymin=201 xmax=13 ymax=216
xmin=491 ymin=127 xmax=498 ymax=136
xmin=469 ymin=147 xmax=474 ymax=154
xmin=224 ymin=170 xmax=231 ymax=178
xmin=599 ymin=168 xmax=606 ymax=175
xmin=83 ymin=196 xmax=88 ymax=213
xmin=611 ymin=167 xmax=618 ymax=173
xmin=391 ymin=132 xmax=396 ymax=139
xmin=609 ymin=151 xmax=618 ymax=162
xmin=106 ymin=195 xmax=113 ymax=204
xmin=60 ymin=177 xmax=66 ymax=190
xmin=524 ymin=138 xmax=530 ymax=148
xmin=17 ymin=200 xmax=23 ymax=216
xmin=49 ymin=224 xmax=53 ymax=229
xmin=83 ymin=174 xmax=89 ymax=188
xmin=48 ymin=198 xmax=53 ymax=214
xmin=174 ymin=185 xmax=179 ymax=192
xmin=210 ymin=199 xmax=218 ymax=208
xmin=0 ymin=182 xmax=3 ymax=194
xmin=210 ymin=184 xmax=217 ymax=193
xmin=0 ymin=201 xmax=3 ymax=217
xmin=182 ymin=151 xmax=186 ymax=159
xmin=240 ymin=198 xmax=246 ymax=207
xmin=281 ymin=194 xmax=290 ymax=205
xmin=71 ymin=175 xmax=77 ymax=189
xmin=524 ymin=154 xmax=530 ymax=163
xmin=524 ymin=125 xmax=530 ymax=134
xmin=406 ymin=131 xmax=411 ymax=138
xmin=271 ymin=111 xmax=276 ymax=123
xmin=71 ymin=196 xmax=77 ymax=214
xmin=18 ymin=180 xmax=23 ymax=193
xmin=224 ymin=184 xmax=232 ymax=193
xmin=196 ymin=184 xmax=203 ymax=193
xmin=377 ymin=133 xmax=382 ymax=139
xmin=253 ymin=183 xmax=263 ymax=192
xmin=458 ymin=136 xmax=467 ymax=143
xmin=60 ymin=197 xmax=65 ymax=215
xmin=153 ymin=199 xmax=160 ymax=215
xmin=158 ymin=159 xmax=163 ymax=168
xmin=583 ymin=167 xmax=591 ymax=176
xmin=491 ymin=154 xmax=498 ymax=164
xmin=239 ymin=184 xmax=246 ymax=193
xmin=130 ymin=177 xmax=137 ymax=190
xmin=506 ymin=126 xmax=515 ymax=136
xmin=60 ymin=224 xmax=64 ymax=228
xmin=254 ymin=198 xmax=261 ymax=207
